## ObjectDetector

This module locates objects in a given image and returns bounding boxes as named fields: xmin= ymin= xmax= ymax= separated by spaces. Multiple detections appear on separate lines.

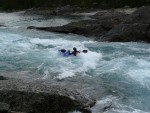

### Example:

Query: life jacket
xmin=72 ymin=51 xmax=79 ymax=56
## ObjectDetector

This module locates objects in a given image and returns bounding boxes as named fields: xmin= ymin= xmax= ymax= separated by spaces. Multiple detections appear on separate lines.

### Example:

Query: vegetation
xmin=0 ymin=0 xmax=150 ymax=10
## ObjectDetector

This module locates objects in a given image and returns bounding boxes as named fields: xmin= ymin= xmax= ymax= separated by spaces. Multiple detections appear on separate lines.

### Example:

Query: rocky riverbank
xmin=0 ymin=76 xmax=95 ymax=113
xmin=27 ymin=6 xmax=150 ymax=43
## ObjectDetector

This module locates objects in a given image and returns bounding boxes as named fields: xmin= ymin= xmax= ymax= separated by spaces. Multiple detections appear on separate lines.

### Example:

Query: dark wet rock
xmin=28 ymin=19 xmax=113 ymax=38
xmin=0 ymin=76 xmax=8 ymax=80
xmin=27 ymin=26 xmax=36 ymax=29
xmin=92 ymin=10 xmax=128 ymax=23
xmin=52 ymin=5 xmax=80 ymax=15
xmin=27 ymin=7 xmax=150 ymax=42
xmin=28 ymin=20 xmax=107 ymax=37
xmin=102 ymin=6 xmax=150 ymax=42
xmin=24 ymin=6 xmax=91 ymax=16
xmin=0 ymin=79 xmax=95 ymax=113
xmin=0 ymin=24 xmax=6 ymax=27
xmin=0 ymin=102 xmax=10 ymax=113
xmin=27 ymin=10 xmax=127 ymax=39
xmin=101 ymin=24 xmax=150 ymax=42
xmin=124 ymin=6 xmax=150 ymax=24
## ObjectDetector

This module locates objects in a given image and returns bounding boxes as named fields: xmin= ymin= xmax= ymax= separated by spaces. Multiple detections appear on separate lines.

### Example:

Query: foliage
xmin=0 ymin=0 xmax=150 ymax=10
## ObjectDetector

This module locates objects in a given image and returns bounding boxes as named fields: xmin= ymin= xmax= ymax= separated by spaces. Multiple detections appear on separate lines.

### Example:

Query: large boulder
xmin=92 ymin=10 xmax=128 ymax=23
xmin=27 ymin=7 xmax=150 ymax=42
xmin=28 ymin=20 xmax=108 ymax=37
xmin=27 ymin=10 xmax=128 ymax=39
xmin=123 ymin=6 xmax=150 ymax=24
xmin=27 ymin=17 xmax=121 ymax=38
xmin=102 ymin=6 xmax=150 ymax=42
xmin=101 ymin=24 xmax=150 ymax=42
xmin=0 ymin=79 xmax=95 ymax=113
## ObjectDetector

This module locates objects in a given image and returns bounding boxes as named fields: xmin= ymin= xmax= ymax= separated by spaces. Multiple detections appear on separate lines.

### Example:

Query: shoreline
xmin=0 ymin=75 xmax=95 ymax=113
xmin=26 ymin=6 xmax=150 ymax=43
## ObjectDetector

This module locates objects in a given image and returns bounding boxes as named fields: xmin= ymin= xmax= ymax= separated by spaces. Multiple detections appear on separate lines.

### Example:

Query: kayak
xmin=58 ymin=49 xmax=88 ymax=57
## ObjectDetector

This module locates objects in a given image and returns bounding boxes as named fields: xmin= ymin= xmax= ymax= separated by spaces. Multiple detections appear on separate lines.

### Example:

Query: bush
xmin=0 ymin=0 xmax=150 ymax=10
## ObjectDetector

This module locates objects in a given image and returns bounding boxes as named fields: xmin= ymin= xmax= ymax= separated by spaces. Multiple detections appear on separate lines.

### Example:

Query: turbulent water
xmin=0 ymin=12 xmax=150 ymax=113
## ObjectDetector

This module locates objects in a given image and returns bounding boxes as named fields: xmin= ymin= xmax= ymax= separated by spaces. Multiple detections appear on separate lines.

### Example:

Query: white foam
xmin=30 ymin=38 xmax=95 ymax=49
xmin=29 ymin=38 xmax=102 ymax=79
xmin=92 ymin=95 xmax=118 ymax=113
xmin=57 ymin=69 xmax=76 ymax=79
xmin=92 ymin=96 xmax=149 ymax=113
xmin=109 ymin=109 xmax=150 ymax=113
xmin=80 ymin=51 xmax=102 ymax=70
xmin=127 ymin=59 xmax=150 ymax=88
xmin=72 ymin=11 xmax=99 ymax=16
xmin=0 ymin=32 xmax=33 ymax=56
xmin=55 ymin=50 xmax=102 ymax=79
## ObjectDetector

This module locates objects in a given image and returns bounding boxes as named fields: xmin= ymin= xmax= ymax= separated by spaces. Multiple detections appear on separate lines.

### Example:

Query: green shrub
xmin=0 ymin=0 xmax=150 ymax=10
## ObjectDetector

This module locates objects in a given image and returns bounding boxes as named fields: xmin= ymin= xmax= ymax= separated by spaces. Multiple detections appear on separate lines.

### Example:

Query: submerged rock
xmin=0 ymin=76 xmax=8 ymax=80
xmin=0 ymin=24 xmax=6 ymax=27
xmin=0 ymin=79 xmax=95 ymax=113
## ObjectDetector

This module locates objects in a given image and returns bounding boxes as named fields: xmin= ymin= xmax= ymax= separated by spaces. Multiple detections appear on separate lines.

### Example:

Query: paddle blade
xmin=82 ymin=50 xmax=88 ymax=53
xmin=60 ymin=49 xmax=66 ymax=53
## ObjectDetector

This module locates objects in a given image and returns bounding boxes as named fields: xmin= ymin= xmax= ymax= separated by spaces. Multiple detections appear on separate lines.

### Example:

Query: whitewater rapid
xmin=0 ymin=12 xmax=150 ymax=113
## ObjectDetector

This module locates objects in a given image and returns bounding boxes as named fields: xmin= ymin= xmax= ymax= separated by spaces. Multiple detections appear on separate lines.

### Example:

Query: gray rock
xmin=102 ymin=24 xmax=150 ymax=42
xmin=27 ymin=7 xmax=150 ymax=42
xmin=124 ymin=6 xmax=150 ymax=24
xmin=24 ymin=6 xmax=84 ymax=16
xmin=27 ymin=19 xmax=112 ymax=38
xmin=93 ymin=10 xmax=127 ymax=22
xmin=0 ymin=102 xmax=10 ymax=113
xmin=27 ymin=10 xmax=127 ymax=39
xmin=102 ymin=6 xmax=150 ymax=42
xmin=0 ymin=24 xmax=6 ymax=27
xmin=0 ymin=79 xmax=95 ymax=113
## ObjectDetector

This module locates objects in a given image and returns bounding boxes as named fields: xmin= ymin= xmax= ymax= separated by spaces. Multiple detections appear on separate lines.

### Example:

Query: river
xmin=0 ymin=12 xmax=150 ymax=113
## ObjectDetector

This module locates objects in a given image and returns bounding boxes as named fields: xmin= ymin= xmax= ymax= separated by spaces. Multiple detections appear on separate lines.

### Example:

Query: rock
xmin=102 ymin=24 xmax=150 ymax=42
xmin=27 ymin=19 xmax=113 ymax=38
xmin=28 ymin=20 xmax=106 ymax=37
xmin=54 ymin=5 xmax=76 ymax=15
xmin=0 ymin=102 xmax=10 ymax=113
xmin=124 ymin=6 xmax=150 ymax=24
xmin=0 ymin=24 xmax=6 ymax=27
xmin=27 ymin=26 xmax=36 ymax=29
xmin=0 ymin=76 xmax=8 ymax=80
xmin=27 ymin=7 xmax=150 ymax=42
xmin=102 ymin=6 xmax=150 ymax=43
xmin=24 ymin=6 xmax=83 ymax=16
xmin=27 ymin=10 xmax=127 ymax=39
xmin=0 ymin=79 xmax=95 ymax=113
xmin=92 ymin=10 xmax=127 ymax=23
xmin=10 ymin=111 xmax=25 ymax=113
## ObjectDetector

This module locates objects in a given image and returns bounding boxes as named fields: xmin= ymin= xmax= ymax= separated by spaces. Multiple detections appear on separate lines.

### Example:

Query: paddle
xmin=59 ymin=49 xmax=88 ymax=53
xmin=82 ymin=50 xmax=88 ymax=53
